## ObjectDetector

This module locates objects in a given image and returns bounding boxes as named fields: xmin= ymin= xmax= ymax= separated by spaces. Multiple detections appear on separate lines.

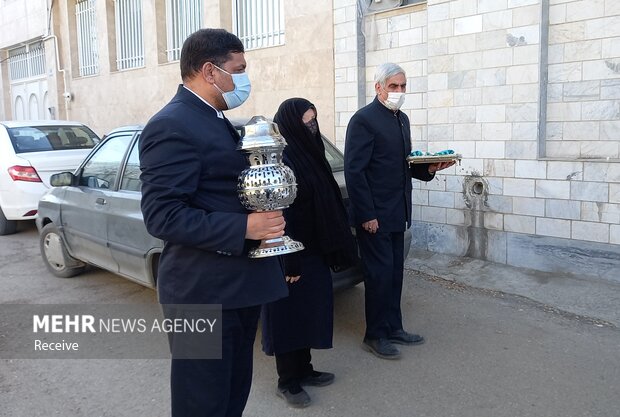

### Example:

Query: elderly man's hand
xmin=362 ymin=219 xmax=379 ymax=234
xmin=428 ymin=160 xmax=456 ymax=174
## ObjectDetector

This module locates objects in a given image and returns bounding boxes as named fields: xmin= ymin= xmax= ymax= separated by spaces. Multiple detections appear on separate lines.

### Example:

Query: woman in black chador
xmin=261 ymin=98 xmax=356 ymax=408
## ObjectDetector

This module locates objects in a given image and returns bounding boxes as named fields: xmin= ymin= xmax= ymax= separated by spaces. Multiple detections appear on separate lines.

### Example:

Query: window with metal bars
xmin=165 ymin=0 xmax=204 ymax=62
xmin=115 ymin=0 xmax=145 ymax=70
xmin=76 ymin=0 xmax=99 ymax=76
xmin=8 ymin=41 xmax=46 ymax=81
xmin=232 ymin=0 xmax=285 ymax=51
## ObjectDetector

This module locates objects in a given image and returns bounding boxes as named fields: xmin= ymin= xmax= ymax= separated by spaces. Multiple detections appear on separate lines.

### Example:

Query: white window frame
xmin=8 ymin=41 xmax=45 ymax=81
xmin=232 ymin=0 xmax=285 ymax=51
xmin=76 ymin=0 xmax=99 ymax=76
xmin=115 ymin=0 xmax=145 ymax=70
xmin=165 ymin=0 xmax=204 ymax=62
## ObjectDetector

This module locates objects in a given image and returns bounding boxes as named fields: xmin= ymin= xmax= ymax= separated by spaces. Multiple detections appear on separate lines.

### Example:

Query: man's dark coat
xmin=139 ymin=85 xmax=287 ymax=308
xmin=344 ymin=96 xmax=433 ymax=231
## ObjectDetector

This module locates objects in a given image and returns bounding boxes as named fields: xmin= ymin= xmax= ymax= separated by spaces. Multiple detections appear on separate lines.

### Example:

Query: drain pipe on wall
xmin=41 ymin=34 xmax=71 ymax=120
xmin=42 ymin=0 xmax=71 ymax=120
xmin=356 ymin=0 xmax=368 ymax=109
xmin=537 ymin=0 xmax=550 ymax=158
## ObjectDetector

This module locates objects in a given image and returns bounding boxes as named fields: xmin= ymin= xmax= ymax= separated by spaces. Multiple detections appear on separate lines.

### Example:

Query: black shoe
xmin=300 ymin=371 xmax=335 ymax=387
xmin=276 ymin=384 xmax=311 ymax=408
xmin=388 ymin=330 xmax=425 ymax=346
xmin=362 ymin=338 xmax=401 ymax=359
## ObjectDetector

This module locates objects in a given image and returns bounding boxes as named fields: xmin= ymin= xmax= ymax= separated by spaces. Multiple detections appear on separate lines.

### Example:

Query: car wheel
xmin=39 ymin=223 xmax=86 ymax=278
xmin=0 ymin=206 xmax=18 ymax=236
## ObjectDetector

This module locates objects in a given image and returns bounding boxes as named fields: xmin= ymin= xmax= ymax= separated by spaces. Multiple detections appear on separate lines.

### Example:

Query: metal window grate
xmin=115 ymin=0 xmax=145 ymax=70
xmin=76 ymin=0 xmax=99 ymax=76
xmin=8 ymin=41 xmax=46 ymax=81
xmin=233 ymin=0 xmax=284 ymax=51
xmin=165 ymin=0 xmax=204 ymax=62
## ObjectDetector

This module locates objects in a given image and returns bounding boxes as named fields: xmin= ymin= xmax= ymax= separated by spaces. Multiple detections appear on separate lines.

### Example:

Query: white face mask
xmin=381 ymin=91 xmax=406 ymax=111
xmin=212 ymin=65 xmax=251 ymax=110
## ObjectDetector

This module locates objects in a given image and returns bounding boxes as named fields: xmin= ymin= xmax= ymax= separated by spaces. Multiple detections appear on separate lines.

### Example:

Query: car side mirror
xmin=50 ymin=172 xmax=75 ymax=187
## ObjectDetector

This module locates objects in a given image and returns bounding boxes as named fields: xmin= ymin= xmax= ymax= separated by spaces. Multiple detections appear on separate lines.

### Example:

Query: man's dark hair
xmin=180 ymin=29 xmax=244 ymax=81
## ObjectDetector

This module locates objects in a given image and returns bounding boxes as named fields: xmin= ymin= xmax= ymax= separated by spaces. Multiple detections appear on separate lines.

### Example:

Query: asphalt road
xmin=1 ymin=222 xmax=619 ymax=417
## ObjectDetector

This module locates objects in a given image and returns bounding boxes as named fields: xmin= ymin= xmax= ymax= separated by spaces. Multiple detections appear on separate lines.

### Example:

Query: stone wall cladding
xmin=334 ymin=0 xmax=619 ymax=273
xmin=547 ymin=0 xmax=620 ymax=159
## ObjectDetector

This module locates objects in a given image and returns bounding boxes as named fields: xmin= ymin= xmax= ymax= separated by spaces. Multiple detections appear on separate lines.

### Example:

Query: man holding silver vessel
xmin=139 ymin=29 xmax=288 ymax=417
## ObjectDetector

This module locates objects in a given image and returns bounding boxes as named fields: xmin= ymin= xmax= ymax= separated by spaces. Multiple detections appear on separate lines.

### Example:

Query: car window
xmin=8 ymin=125 xmax=99 ymax=153
xmin=79 ymin=134 xmax=133 ymax=190
xmin=321 ymin=136 xmax=345 ymax=172
xmin=120 ymin=136 xmax=141 ymax=192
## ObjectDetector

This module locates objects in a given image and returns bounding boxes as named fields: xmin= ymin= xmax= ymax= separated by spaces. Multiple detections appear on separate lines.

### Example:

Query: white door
xmin=11 ymin=78 xmax=48 ymax=120
xmin=14 ymin=96 xmax=25 ymax=120
xmin=28 ymin=94 xmax=39 ymax=119
xmin=43 ymin=92 xmax=51 ymax=119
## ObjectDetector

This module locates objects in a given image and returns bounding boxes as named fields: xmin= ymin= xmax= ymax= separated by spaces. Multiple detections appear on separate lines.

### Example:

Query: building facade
xmin=334 ymin=0 xmax=620 ymax=281
xmin=0 ymin=0 xmax=57 ymax=121
xmin=2 ymin=0 xmax=618 ymax=281
xmin=0 ymin=0 xmax=335 ymax=138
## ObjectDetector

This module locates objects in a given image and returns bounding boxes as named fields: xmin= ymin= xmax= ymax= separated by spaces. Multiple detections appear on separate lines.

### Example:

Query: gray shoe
xmin=300 ymin=371 xmax=335 ymax=387
xmin=362 ymin=338 xmax=401 ymax=359
xmin=388 ymin=330 xmax=425 ymax=346
xmin=276 ymin=386 xmax=311 ymax=408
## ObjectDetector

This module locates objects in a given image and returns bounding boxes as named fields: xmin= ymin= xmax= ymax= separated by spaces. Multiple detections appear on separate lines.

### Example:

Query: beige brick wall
xmin=334 ymin=0 xmax=620 ymax=251
xmin=546 ymin=0 xmax=620 ymax=159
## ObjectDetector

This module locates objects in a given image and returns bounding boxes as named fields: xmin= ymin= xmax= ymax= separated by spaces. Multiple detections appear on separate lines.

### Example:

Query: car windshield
xmin=8 ymin=125 xmax=99 ymax=154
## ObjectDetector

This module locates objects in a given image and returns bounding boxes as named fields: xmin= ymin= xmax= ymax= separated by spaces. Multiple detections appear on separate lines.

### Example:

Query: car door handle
xmin=96 ymin=197 xmax=107 ymax=205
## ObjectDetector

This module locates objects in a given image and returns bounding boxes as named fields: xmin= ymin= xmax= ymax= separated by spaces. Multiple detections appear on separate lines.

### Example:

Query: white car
xmin=0 ymin=120 xmax=99 ymax=235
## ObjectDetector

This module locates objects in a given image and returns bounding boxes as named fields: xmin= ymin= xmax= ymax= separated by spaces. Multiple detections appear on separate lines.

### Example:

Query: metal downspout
xmin=538 ymin=0 xmax=550 ymax=158
xmin=43 ymin=0 xmax=71 ymax=120
xmin=356 ymin=0 xmax=367 ymax=109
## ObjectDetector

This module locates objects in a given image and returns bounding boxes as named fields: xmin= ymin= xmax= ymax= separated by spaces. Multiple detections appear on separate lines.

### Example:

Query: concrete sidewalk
xmin=405 ymin=249 xmax=620 ymax=327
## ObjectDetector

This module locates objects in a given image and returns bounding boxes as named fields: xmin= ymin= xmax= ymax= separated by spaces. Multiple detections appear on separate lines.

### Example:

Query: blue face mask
xmin=213 ymin=65 xmax=251 ymax=110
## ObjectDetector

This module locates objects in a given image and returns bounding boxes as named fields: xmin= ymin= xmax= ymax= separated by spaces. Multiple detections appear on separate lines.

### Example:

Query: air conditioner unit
xmin=368 ymin=0 xmax=403 ymax=12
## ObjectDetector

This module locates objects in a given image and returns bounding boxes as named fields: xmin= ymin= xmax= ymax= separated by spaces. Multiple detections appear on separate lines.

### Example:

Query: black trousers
xmin=169 ymin=305 xmax=261 ymax=417
xmin=275 ymin=348 xmax=313 ymax=388
xmin=357 ymin=229 xmax=405 ymax=340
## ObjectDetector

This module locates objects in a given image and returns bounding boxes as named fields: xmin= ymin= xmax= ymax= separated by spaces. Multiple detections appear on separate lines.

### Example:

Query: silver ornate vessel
xmin=237 ymin=115 xmax=304 ymax=258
